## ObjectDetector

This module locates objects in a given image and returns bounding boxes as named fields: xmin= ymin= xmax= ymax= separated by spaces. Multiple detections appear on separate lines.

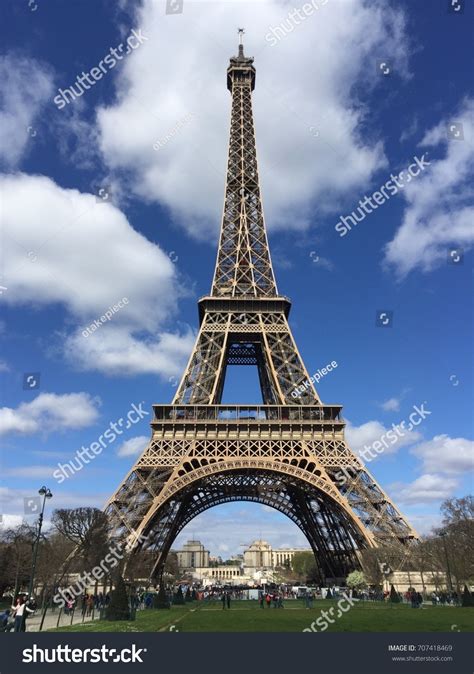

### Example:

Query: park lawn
xmin=48 ymin=606 xmax=191 ymax=633
xmin=47 ymin=600 xmax=474 ymax=633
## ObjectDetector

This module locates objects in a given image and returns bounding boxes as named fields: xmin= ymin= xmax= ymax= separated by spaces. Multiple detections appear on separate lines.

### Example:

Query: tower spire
xmin=238 ymin=27 xmax=245 ymax=57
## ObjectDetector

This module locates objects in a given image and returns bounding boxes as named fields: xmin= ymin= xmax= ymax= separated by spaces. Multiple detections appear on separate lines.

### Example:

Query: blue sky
xmin=0 ymin=0 xmax=473 ymax=557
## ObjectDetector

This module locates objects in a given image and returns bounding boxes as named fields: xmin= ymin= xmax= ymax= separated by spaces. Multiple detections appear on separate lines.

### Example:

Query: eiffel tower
xmin=106 ymin=32 xmax=418 ymax=583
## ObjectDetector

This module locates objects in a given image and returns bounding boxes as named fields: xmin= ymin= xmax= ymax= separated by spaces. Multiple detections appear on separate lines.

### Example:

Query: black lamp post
xmin=439 ymin=531 xmax=453 ymax=593
xmin=28 ymin=486 xmax=53 ymax=598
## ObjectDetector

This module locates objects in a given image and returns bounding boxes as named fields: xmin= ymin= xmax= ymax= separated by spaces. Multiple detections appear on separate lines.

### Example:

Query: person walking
xmin=221 ymin=593 xmax=226 ymax=610
xmin=11 ymin=596 xmax=34 ymax=632
xmin=0 ymin=609 xmax=12 ymax=632
xmin=86 ymin=594 xmax=94 ymax=616
xmin=226 ymin=592 xmax=231 ymax=610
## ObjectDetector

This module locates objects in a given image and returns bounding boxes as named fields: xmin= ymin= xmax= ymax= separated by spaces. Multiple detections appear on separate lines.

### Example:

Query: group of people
xmin=259 ymin=592 xmax=284 ymax=608
xmin=406 ymin=589 xmax=424 ymax=608
xmin=0 ymin=595 xmax=37 ymax=632
xmin=221 ymin=591 xmax=232 ymax=609
xmin=62 ymin=592 xmax=111 ymax=615
xmin=430 ymin=591 xmax=460 ymax=606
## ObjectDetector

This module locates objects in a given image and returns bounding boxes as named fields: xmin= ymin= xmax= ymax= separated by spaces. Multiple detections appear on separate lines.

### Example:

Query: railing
xmin=152 ymin=405 xmax=342 ymax=423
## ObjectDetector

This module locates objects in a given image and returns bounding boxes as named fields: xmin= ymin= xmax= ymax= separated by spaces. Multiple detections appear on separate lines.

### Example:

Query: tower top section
xmin=212 ymin=32 xmax=277 ymax=298
xmin=227 ymin=28 xmax=256 ymax=92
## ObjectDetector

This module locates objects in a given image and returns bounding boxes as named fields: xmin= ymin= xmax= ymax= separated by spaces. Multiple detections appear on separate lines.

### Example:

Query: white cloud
xmin=404 ymin=512 xmax=442 ymax=537
xmin=0 ymin=359 xmax=10 ymax=372
xmin=384 ymin=97 xmax=474 ymax=277
xmin=1 ymin=173 xmax=193 ymax=376
xmin=410 ymin=434 xmax=474 ymax=475
xmin=0 ymin=515 xmax=24 ymax=530
xmin=97 ymin=0 xmax=410 ymax=239
xmin=0 ymin=55 xmax=54 ymax=167
xmin=345 ymin=418 xmax=421 ymax=458
xmin=0 ymin=392 xmax=100 ymax=437
xmin=380 ymin=397 xmax=400 ymax=412
xmin=4 ymin=465 xmax=57 ymax=479
xmin=0 ymin=487 xmax=107 ymax=528
xmin=2 ymin=173 xmax=176 ymax=325
xmin=116 ymin=434 xmax=148 ymax=457
xmin=63 ymin=325 xmax=194 ymax=377
xmin=390 ymin=474 xmax=458 ymax=506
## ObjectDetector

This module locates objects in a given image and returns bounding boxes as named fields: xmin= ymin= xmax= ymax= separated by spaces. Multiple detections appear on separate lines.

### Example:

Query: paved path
xmin=25 ymin=609 xmax=100 ymax=632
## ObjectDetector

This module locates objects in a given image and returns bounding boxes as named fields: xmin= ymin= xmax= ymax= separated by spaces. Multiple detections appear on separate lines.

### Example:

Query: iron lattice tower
xmin=105 ymin=37 xmax=418 ymax=582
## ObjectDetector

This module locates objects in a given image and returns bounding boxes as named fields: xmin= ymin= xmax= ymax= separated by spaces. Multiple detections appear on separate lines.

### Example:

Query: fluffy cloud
xmin=410 ymin=434 xmax=474 ymax=475
xmin=404 ymin=512 xmax=442 ymax=537
xmin=380 ymin=397 xmax=400 ymax=412
xmin=0 ymin=515 xmax=24 ymax=530
xmin=0 ymin=487 xmax=107 ymax=530
xmin=1 ymin=173 xmax=192 ymax=376
xmin=97 ymin=0 xmax=410 ymax=239
xmin=2 ymin=173 xmax=177 ymax=325
xmin=0 ymin=55 xmax=54 ymax=167
xmin=0 ymin=392 xmax=100 ymax=437
xmin=384 ymin=97 xmax=474 ymax=277
xmin=390 ymin=474 xmax=458 ymax=506
xmin=116 ymin=434 xmax=149 ymax=457
xmin=345 ymin=418 xmax=421 ymax=458
xmin=63 ymin=326 xmax=194 ymax=377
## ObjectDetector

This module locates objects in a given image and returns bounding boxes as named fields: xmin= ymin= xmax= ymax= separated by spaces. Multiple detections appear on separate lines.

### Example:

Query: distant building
xmin=175 ymin=539 xmax=311 ymax=585
xmin=383 ymin=571 xmax=449 ymax=595
xmin=174 ymin=539 xmax=450 ymax=592
xmin=243 ymin=540 xmax=273 ymax=571
xmin=243 ymin=539 xmax=311 ymax=576
xmin=176 ymin=540 xmax=209 ymax=571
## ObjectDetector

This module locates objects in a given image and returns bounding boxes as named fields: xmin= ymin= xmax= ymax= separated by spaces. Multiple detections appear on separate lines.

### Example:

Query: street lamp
xmin=28 ymin=486 xmax=53 ymax=598
xmin=439 ymin=531 xmax=453 ymax=593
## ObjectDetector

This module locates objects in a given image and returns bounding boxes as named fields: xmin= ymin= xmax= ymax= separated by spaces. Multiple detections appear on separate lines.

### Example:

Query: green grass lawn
xmin=48 ymin=599 xmax=474 ymax=633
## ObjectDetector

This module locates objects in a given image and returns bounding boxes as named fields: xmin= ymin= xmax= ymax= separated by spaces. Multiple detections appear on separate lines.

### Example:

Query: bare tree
xmin=0 ymin=524 xmax=35 ymax=598
xmin=51 ymin=508 xmax=111 ymax=571
xmin=435 ymin=496 xmax=474 ymax=588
